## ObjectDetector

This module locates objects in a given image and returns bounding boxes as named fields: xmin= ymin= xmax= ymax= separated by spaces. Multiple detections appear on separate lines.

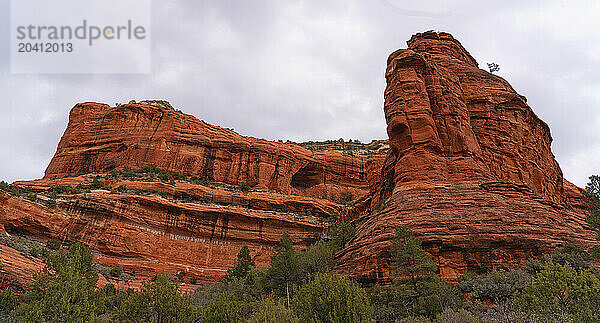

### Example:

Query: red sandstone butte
xmin=0 ymin=100 xmax=379 ymax=290
xmin=333 ymin=31 xmax=598 ymax=282
xmin=43 ymin=100 xmax=370 ymax=200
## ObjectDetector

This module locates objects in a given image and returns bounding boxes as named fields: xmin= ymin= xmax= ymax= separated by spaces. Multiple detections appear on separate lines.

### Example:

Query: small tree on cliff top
xmin=487 ymin=62 xmax=500 ymax=73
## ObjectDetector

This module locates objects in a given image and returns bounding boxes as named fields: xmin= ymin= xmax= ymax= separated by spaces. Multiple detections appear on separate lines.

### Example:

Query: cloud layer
xmin=1 ymin=0 xmax=599 ymax=187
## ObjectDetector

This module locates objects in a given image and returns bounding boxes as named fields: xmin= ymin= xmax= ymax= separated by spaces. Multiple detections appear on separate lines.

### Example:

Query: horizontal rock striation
xmin=0 ymin=181 xmax=325 ymax=285
xmin=0 ymin=31 xmax=596 ymax=289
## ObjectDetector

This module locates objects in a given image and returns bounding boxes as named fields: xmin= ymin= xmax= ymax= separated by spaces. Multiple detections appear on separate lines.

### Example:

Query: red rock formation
xmin=0 ymin=243 xmax=44 ymax=292
xmin=0 ymin=100 xmax=382 ymax=290
xmin=44 ymin=101 xmax=370 ymax=200
xmin=0 ymin=31 xmax=595 ymax=290
xmin=334 ymin=31 xmax=597 ymax=282
xmin=0 ymin=184 xmax=325 ymax=286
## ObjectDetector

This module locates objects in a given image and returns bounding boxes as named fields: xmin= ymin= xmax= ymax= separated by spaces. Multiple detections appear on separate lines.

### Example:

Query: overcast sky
xmin=1 ymin=0 xmax=599 ymax=187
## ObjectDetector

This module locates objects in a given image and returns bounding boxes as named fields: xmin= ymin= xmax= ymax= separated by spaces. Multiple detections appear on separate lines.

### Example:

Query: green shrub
xmin=528 ymin=244 xmax=593 ymax=273
xmin=458 ymin=268 xmax=529 ymax=303
xmin=190 ymin=176 xmax=211 ymax=186
xmin=189 ymin=275 xmax=262 ymax=316
xmin=398 ymin=317 xmax=432 ymax=323
xmin=370 ymin=285 xmax=408 ymax=322
xmin=292 ymin=273 xmax=371 ymax=323
xmin=113 ymin=185 xmax=128 ymax=194
xmin=44 ymin=198 xmax=57 ymax=209
xmin=116 ymin=273 xmax=193 ymax=322
xmin=110 ymin=266 xmax=123 ymax=278
xmin=190 ymin=274 xmax=263 ymax=321
xmin=75 ymin=178 xmax=106 ymax=191
xmin=120 ymin=166 xmax=136 ymax=179
xmin=51 ymin=185 xmax=81 ymax=195
xmin=239 ymin=182 xmax=251 ymax=192
xmin=0 ymin=182 xmax=32 ymax=197
xmin=328 ymin=221 xmax=356 ymax=251
xmin=339 ymin=192 xmax=354 ymax=205
xmin=195 ymin=292 xmax=241 ymax=323
xmin=16 ymin=243 xmax=102 ymax=322
xmin=45 ymin=238 xmax=61 ymax=250
xmin=248 ymin=299 xmax=297 ymax=323
xmin=298 ymin=241 xmax=336 ymax=280
xmin=0 ymin=288 xmax=18 ymax=320
xmin=514 ymin=260 xmax=600 ymax=322
xmin=590 ymin=245 xmax=600 ymax=261
xmin=0 ymin=234 xmax=50 ymax=260
xmin=105 ymin=165 xmax=186 ymax=183
xmin=434 ymin=308 xmax=478 ymax=323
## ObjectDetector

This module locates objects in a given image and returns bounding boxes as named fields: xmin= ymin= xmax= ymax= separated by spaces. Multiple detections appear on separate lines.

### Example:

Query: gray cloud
xmin=1 ymin=0 xmax=599 ymax=187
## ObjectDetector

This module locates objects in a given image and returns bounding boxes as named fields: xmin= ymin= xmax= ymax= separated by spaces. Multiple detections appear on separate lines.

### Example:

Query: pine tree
xmin=226 ymin=245 xmax=255 ymax=281
xmin=292 ymin=273 xmax=371 ymax=323
xmin=585 ymin=175 xmax=600 ymax=231
xmin=514 ymin=260 xmax=600 ymax=322
xmin=388 ymin=226 xmax=458 ymax=318
xmin=390 ymin=226 xmax=437 ymax=290
xmin=16 ymin=243 xmax=102 ymax=322
xmin=264 ymin=232 xmax=300 ymax=306
xmin=116 ymin=273 xmax=193 ymax=322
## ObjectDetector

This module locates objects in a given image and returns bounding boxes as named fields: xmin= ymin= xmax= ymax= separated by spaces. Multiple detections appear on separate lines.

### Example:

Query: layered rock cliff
xmin=44 ymin=101 xmax=370 ymax=199
xmin=1 ymin=102 xmax=380 ymax=290
xmin=333 ymin=31 xmax=597 ymax=282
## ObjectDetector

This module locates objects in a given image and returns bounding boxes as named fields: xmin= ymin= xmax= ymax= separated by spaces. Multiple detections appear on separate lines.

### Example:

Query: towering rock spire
xmin=334 ymin=31 xmax=596 ymax=283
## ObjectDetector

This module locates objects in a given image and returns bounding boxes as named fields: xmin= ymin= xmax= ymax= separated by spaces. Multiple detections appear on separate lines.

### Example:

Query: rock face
xmin=44 ymin=101 xmax=370 ymax=200
xmin=1 ymin=102 xmax=380 ymax=290
xmin=0 ymin=185 xmax=324 ymax=285
xmin=334 ymin=31 xmax=597 ymax=282
xmin=0 ymin=243 xmax=44 ymax=292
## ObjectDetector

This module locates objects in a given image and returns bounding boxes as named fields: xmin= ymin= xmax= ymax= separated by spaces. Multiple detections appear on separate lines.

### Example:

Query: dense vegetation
xmin=2 ymin=227 xmax=600 ymax=322
xmin=1 ymin=176 xmax=600 ymax=322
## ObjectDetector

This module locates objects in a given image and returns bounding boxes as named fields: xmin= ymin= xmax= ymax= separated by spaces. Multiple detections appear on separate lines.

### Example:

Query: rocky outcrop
xmin=0 ymin=243 xmax=44 ymax=292
xmin=334 ymin=31 xmax=597 ymax=282
xmin=0 ymin=104 xmax=381 ymax=289
xmin=44 ymin=101 xmax=372 ymax=200
xmin=0 ymin=181 xmax=325 ymax=286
